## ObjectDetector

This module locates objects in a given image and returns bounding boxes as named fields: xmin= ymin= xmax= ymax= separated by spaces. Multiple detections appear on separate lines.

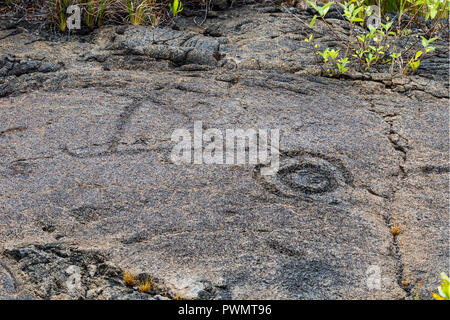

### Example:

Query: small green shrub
xmin=432 ymin=272 xmax=450 ymax=300
xmin=303 ymin=0 xmax=449 ymax=76
xmin=169 ymin=0 xmax=183 ymax=17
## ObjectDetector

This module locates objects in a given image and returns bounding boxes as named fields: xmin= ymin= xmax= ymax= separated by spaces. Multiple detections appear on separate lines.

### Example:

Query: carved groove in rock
xmin=254 ymin=151 xmax=354 ymax=201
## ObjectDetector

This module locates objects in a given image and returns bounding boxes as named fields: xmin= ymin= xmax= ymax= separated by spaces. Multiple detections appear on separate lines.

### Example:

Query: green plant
xmin=303 ymin=0 xmax=449 ymax=77
xmin=84 ymin=0 xmax=96 ymax=28
xmin=126 ymin=0 xmax=143 ymax=25
xmin=47 ymin=0 xmax=113 ymax=31
xmin=401 ymin=34 xmax=438 ymax=74
xmin=337 ymin=57 xmax=350 ymax=74
xmin=169 ymin=0 xmax=183 ymax=17
xmin=4 ymin=0 xmax=189 ymax=30
xmin=56 ymin=0 xmax=71 ymax=32
xmin=363 ymin=0 xmax=449 ymax=16
xmin=432 ymin=272 xmax=450 ymax=300
xmin=97 ymin=0 xmax=109 ymax=26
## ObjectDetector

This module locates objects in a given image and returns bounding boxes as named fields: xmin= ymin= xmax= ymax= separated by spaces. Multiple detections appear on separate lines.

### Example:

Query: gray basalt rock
xmin=104 ymin=26 xmax=220 ymax=66
xmin=0 ymin=4 xmax=448 ymax=300
xmin=0 ymin=55 xmax=61 ymax=77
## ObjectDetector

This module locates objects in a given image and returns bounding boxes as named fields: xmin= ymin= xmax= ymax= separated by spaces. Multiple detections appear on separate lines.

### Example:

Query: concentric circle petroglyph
xmin=254 ymin=151 xmax=354 ymax=201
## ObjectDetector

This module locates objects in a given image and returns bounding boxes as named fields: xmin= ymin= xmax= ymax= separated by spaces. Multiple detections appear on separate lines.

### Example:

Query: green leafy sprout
xmin=432 ymin=272 xmax=450 ymax=300
xmin=169 ymin=0 xmax=183 ymax=17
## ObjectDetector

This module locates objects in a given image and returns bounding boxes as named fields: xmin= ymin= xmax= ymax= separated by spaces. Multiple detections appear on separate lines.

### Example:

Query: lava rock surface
xmin=0 ymin=4 xmax=448 ymax=300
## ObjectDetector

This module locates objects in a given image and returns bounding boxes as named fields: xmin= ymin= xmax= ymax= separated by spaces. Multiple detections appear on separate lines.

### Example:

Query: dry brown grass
xmin=123 ymin=270 xmax=136 ymax=286
xmin=1 ymin=0 xmax=206 ymax=31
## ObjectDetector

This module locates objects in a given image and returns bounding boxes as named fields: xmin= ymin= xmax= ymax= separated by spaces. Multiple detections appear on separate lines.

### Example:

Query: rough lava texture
xmin=0 ymin=4 xmax=448 ymax=300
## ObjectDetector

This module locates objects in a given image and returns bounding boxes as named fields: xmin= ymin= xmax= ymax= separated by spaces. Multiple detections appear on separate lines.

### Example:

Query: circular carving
xmin=278 ymin=163 xmax=338 ymax=195
xmin=254 ymin=151 xmax=353 ymax=201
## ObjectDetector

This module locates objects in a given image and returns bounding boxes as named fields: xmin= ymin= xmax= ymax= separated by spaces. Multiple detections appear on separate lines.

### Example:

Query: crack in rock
xmin=366 ymin=98 xmax=413 ymax=296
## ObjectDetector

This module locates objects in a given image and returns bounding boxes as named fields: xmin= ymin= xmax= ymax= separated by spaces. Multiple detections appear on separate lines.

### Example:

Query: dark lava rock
xmin=0 ymin=55 xmax=61 ymax=77
xmin=0 ymin=4 xmax=448 ymax=300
